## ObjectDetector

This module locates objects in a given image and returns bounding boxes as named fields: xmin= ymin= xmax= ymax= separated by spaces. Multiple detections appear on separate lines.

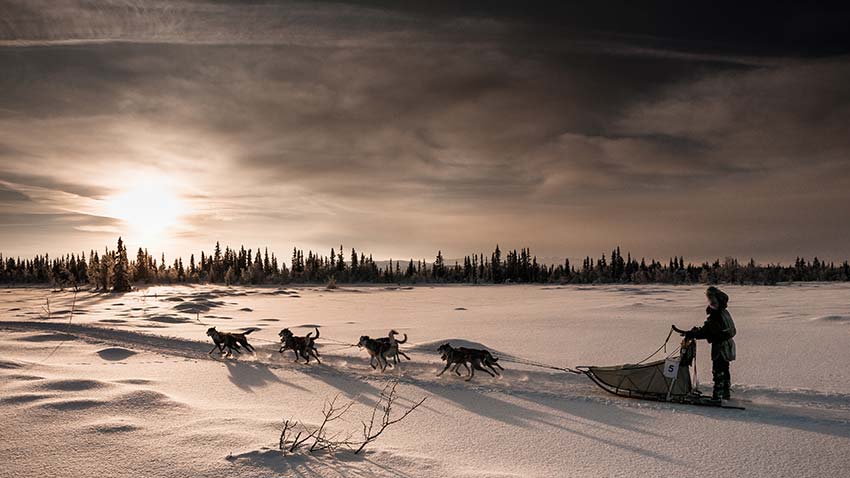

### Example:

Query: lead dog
xmin=207 ymin=327 xmax=256 ymax=356
xmin=279 ymin=328 xmax=321 ymax=363
xmin=358 ymin=335 xmax=391 ymax=372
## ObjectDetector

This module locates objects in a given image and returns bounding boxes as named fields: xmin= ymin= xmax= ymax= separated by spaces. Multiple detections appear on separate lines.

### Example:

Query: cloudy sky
xmin=1 ymin=1 xmax=849 ymax=264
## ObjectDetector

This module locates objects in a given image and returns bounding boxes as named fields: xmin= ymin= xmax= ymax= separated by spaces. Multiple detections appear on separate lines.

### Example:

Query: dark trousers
xmin=712 ymin=359 xmax=731 ymax=399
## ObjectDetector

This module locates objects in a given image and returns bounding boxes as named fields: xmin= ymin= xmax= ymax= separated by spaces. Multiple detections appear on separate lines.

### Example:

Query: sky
xmin=1 ymin=1 xmax=849 ymax=264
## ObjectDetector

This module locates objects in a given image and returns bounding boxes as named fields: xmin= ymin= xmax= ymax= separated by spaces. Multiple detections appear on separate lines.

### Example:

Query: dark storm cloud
xmin=0 ymin=0 xmax=849 ymax=261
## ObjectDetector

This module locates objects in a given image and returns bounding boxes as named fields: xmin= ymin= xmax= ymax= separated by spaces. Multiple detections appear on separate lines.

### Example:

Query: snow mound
xmin=147 ymin=315 xmax=191 ymax=324
xmin=173 ymin=299 xmax=224 ymax=314
xmin=0 ymin=359 xmax=23 ymax=369
xmin=261 ymin=289 xmax=294 ymax=295
xmin=810 ymin=315 xmax=850 ymax=323
xmin=410 ymin=338 xmax=505 ymax=355
xmin=38 ymin=379 xmax=110 ymax=392
xmin=0 ymin=393 xmax=54 ymax=405
xmin=114 ymin=378 xmax=154 ymax=385
xmin=2 ymin=374 xmax=43 ymax=381
xmin=38 ymin=390 xmax=185 ymax=413
xmin=96 ymin=347 xmax=137 ymax=361
xmin=17 ymin=332 xmax=73 ymax=342
xmin=112 ymin=390 xmax=187 ymax=411
xmin=87 ymin=421 xmax=141 ymax=433
xmin=39 ymin=398 xmax=104 ymax=411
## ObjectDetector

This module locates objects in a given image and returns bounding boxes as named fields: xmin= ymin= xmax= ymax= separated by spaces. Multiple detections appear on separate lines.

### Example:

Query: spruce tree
xmin=112 ymin=238 xmax=131 ymax=292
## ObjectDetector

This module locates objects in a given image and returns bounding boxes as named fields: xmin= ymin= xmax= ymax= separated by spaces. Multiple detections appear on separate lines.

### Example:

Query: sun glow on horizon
xmin=105 ymin=180 xmax=188 ymax=241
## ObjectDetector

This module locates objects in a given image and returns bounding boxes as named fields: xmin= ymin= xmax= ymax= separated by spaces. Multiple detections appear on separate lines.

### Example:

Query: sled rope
xmin=499 ymin=356 xmax=581 ymax=374
xmin=320 ymin=336 xmax=360 ymax=347
xmin=319 ymin=343 xmax=359 ymax=353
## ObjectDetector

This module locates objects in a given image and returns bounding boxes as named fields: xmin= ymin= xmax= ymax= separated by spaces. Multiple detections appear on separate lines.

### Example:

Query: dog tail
xmin=242 ymin=327 xmax=260 ymax=335
xmin=314 ymin=327 xmax=320 ymax=339
xmin=389 ymin=330 xmax=407 ymax=343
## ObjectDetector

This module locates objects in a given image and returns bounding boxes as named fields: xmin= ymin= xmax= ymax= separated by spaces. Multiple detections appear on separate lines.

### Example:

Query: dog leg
xmin=465 ymin=363 xmax=475 ymax=381
xmin=437 ymin=363 xmax=451 ymax=376
xmin=311 ymin=349 xmax=321 ymax=364
xmin=474 ymin=361 xmax=495 ymax=377
xmin=398 ymin=351 xmax=411 ymax=361
xmin=209 ymin=344 xmax=219 ymax=355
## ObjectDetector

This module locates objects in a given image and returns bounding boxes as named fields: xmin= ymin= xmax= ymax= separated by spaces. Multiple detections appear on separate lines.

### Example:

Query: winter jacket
xmin=688 ymin=306 xmax=737 ymax=362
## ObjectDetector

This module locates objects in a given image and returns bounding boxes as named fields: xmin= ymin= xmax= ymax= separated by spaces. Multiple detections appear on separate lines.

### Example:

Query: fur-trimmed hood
xmin=706 ymin=286 xmax=729 ymax=310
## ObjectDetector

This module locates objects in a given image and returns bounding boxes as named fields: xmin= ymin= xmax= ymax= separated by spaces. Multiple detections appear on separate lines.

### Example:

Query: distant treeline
xmin=1 ymin=238 xmax=849 ymax=291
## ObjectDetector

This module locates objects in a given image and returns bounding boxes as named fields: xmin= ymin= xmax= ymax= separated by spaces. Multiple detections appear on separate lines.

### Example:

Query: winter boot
xmin=712 ymin=381 xmax=723 ymax=401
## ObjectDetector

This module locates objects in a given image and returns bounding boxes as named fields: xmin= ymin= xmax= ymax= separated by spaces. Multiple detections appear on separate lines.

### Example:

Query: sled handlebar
xmin=671 ymin=325 xmax=689 ymax=335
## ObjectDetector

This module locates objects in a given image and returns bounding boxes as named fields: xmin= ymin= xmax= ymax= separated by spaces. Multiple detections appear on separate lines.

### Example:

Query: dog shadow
xmin=222 ymin=359 xmax=306 ymax=393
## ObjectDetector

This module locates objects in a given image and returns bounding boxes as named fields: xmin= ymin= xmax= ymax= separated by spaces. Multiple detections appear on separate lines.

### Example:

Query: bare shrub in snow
xmin=354 ymin=381 xmax=427 ymax=454
xmin=277 ymin=381 xmax=426 ymax=456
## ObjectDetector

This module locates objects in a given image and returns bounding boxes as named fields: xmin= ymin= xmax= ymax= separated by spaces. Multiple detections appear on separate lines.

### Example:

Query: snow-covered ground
xmin=2 ymin=283 xmax=849 ymax=477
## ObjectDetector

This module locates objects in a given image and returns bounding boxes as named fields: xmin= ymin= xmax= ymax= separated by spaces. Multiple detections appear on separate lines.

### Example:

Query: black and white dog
xmin=278 ymin=328 xmax=321 ymax=363
xmin=377 ymin=329 xmax=410 ymax=365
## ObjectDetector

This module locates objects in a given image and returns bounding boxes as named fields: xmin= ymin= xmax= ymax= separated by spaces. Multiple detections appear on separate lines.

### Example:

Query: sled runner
xmin=576 ymin=326 xmax=745 ymax=410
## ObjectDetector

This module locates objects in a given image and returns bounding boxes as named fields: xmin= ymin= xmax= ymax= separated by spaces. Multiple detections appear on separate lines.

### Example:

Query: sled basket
xmin=581 ymin=358 xmax=693 ymax=401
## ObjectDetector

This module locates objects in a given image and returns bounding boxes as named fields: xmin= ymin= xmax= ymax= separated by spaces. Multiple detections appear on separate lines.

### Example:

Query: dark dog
xmin=437 ymin=343 xmax=502 ymax=381
xmin=278 ymin=328 xmax=321 ymax=363
xmin=207 ymin=327 xmax=256 ymax=356
xmin=358 ymin=335 xmax=391 ymax=371
xmin=437 ymin=343 xmax=472 ymax=379
xmin=376 ymin=329 xmax=410 ymax=365
xmin=459 ymin=346 xmax=503 ymax=377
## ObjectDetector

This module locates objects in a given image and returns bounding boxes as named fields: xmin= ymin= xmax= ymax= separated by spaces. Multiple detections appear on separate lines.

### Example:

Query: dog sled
xmin=574 ymin=326 xmax=745 ymax=410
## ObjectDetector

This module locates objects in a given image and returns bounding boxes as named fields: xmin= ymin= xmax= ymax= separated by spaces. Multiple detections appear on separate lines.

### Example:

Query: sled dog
xmin=278 ymin=328 xmax=321 ymax=363
xmin=207 ymin=327 xmax=256 ymax=356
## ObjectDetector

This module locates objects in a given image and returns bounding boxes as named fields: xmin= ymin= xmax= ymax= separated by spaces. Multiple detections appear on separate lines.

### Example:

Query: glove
xmin=683 ymin=327 xmax=698 ymax=340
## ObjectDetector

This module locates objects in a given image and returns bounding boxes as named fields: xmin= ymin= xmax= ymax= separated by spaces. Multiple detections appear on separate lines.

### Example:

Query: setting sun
xmin=105 ymin=181 xmax=186 ymax=239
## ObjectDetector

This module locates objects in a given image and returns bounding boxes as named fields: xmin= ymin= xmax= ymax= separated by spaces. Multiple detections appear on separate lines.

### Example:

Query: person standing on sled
xmin=681 ymin=286 xmax=737 ymax=401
